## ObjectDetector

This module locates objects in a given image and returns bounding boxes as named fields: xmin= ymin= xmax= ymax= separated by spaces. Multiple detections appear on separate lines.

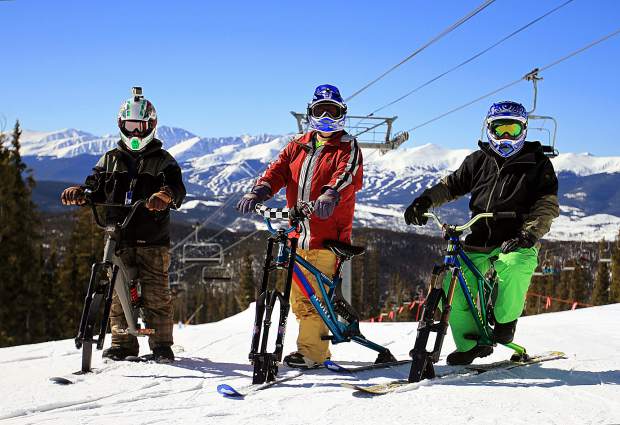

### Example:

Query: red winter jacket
xmin=257 ymin=131 xmax=363 ymax=250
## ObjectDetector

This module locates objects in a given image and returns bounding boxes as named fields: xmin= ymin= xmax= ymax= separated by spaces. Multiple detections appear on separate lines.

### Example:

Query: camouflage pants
xmin=110 ymin=246 xmax=173 ymax=351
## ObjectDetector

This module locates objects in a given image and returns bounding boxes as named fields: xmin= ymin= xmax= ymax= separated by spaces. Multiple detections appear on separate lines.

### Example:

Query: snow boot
xmin=283 ymin=352 xmax=321 ymax=369
xmin=151 ymin=346 xmax=175 ymax=364
xmin=102 ymin=346 xmax=139 ymax=361
xmin=446 ymin=345 xmax=493 ymax=366
xmin=493 ymin=319 xmax=518 ymax=344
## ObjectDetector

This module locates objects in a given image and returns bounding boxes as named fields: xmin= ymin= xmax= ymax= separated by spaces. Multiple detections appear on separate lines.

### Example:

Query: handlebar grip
xmin=493 ymin=212 xmax=517 ymax=219
xmin=254 ymin=203 xmax=290 ymax=219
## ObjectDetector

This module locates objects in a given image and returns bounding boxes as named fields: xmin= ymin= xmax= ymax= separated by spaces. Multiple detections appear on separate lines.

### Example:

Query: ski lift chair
xmin=201 ymin=265 xmax=233 ymax=286
xmin=181 ymin=242 xmax=225 ymax=264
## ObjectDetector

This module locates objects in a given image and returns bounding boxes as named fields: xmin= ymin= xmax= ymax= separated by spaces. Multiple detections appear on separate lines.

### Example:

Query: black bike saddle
xmin=323 ymin=240 xmax=366 ymax=258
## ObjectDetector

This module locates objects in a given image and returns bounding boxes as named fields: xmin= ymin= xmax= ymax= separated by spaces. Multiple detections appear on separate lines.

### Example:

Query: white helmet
xmin=118 ymin=87 xmax=157 ymax=152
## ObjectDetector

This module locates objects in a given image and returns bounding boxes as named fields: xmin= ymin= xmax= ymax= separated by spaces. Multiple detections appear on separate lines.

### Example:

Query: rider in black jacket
xmin=61 ymin=88 xmax=185 ymax=363
xmin=405 ymin=101 xmax=559 ymax=365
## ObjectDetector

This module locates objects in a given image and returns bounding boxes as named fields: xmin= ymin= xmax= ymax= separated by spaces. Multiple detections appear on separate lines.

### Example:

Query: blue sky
xmin=1 ymin=0 xmax=619 ymax=155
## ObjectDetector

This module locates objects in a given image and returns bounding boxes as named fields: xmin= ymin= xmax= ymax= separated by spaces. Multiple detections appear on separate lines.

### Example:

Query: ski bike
xmin=249 ymin=202 xmax=396 ymax=384
xmin=408 ymin=211 xmax=530 ymax=383
xmin=73 ymin=191 xmax=152 ymax=374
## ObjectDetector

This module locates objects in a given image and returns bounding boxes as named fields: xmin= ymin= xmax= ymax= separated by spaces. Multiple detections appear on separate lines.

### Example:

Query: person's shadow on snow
xmin=122 ymin=357 xmax=254 ymax=380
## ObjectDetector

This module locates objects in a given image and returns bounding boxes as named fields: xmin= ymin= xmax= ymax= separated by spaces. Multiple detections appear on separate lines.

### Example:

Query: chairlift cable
xmin=171 ymin=194 xmax=238 ymax=252
xmin=345 ymin=0 xmax=497 ymax=102
xmin=404 ymin=27 xmax=620 ymax=133
xmin=356 ymin=0 xmax=576 ymax=125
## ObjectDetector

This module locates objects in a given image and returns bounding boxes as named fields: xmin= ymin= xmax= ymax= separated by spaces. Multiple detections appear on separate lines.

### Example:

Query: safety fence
xmin=365 ymin=291 xmax=594 ymax=322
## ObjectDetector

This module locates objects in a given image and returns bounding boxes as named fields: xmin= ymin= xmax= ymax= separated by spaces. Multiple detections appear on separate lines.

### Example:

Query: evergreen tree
xmin=0 ymin=122 xmax=45 ymax=346
xmin=0 ymin=131 xmax=16 ymax=345
xmin=555 ymin=260 xmax=573 ymax=312
xmin=525 ymin=274 xmax=548 ymax=315
xmin=568 ymin=262 xmax=589 ymax=308
xmin=41 ymin=242 xmax=64 ymax=340
xmin=591 ymin=240 xmax=611 ymax=305
xmin=610 ymin=229 xmax=620 ymax=303
xmin=237 ymin=251 xmax=256 ymax=309
xmin=56 ymin=207 xmax=104 ymax=338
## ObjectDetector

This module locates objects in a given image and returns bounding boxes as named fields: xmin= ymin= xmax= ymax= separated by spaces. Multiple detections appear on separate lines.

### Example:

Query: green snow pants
xmin=443 ymin=247 xmax=539 ymax=352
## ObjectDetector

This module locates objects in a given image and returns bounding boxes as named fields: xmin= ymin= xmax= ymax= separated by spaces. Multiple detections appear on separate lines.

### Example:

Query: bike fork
xmin=76 ymin=262 xmax=105 ymax=350
xmin=249 ymin=237 xmax=298 ymax=385
xmin=408 ymin=265 xmax=458 ymax=382
xmin=96 ymin=266 xmax=118 ymax=350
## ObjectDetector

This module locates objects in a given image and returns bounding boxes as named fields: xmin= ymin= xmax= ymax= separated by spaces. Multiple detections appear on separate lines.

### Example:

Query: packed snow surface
xmin=1 ymin=304 xmax=619 ymax=425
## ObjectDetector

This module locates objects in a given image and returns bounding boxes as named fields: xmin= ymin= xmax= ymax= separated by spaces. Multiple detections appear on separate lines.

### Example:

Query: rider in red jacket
xmin=256 ymin=130 xmax=362 ymax=249
xmin=237 ymin=84 xmax=363 ymax=368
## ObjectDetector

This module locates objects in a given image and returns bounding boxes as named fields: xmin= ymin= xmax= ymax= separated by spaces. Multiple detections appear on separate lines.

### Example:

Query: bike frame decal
xmin=444 ymin=241 xmax=492 ymax=340
xmin=292 ymin=264 xmax=314 ymax=299
xmin=458 ymin=249 xmax=490 ymax=325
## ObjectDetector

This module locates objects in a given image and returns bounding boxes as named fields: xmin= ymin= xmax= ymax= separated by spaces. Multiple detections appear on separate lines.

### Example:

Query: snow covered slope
xmin=15 ymin=127 xmax=620 ymax=240
xmin=1 ymin=305 xmax=619 ymax=424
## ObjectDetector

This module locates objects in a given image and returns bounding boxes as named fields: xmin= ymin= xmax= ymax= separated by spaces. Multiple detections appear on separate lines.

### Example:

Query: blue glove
xmin=314 ymin=188 xmax=340 ymax=219
xmin=236 ymin=185 xmax=271 ymax=215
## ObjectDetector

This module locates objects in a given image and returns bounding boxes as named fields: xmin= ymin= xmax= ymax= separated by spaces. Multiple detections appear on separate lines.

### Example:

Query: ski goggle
xmin=489 ymin=120 xmax=524 ymax=139
xmin=310 ymin=102 xmax=345 ymax=119
xmin=122 ymin=120 xmax=150 ymax=133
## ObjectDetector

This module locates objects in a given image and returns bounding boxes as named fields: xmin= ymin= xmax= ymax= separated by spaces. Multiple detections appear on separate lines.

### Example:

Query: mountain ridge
xmin=13 ymin=126 xmax=620 ymax=241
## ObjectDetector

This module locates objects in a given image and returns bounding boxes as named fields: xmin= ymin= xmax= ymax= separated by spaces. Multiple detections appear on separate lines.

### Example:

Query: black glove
xmin=500 ymin=230 xmax=537 ymax=254
xmin=404 ymin=196 xmax=432 ymax=226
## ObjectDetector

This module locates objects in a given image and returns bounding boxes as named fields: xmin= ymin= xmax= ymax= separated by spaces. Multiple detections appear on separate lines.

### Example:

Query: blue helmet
xmin=485 ymin=101 xmax=528 ymax=158
xmin=307 ymin=84 xmax=347 ymax=133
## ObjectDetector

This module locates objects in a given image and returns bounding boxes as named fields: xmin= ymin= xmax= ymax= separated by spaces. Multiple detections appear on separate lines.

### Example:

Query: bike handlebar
xmin=83 ymin=190 xmax=146 ymax=230
xmin=254 ymin=202 xmax=314 ymax=236
xmin=254 ymin=202 xmax=314 ymax=221
xmin=423 ymin=211 xmax=516 ymax=232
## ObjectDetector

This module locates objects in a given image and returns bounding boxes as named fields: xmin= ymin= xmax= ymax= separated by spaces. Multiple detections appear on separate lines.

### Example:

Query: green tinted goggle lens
xmin=492 ymin=122 xmax=523 ymax=138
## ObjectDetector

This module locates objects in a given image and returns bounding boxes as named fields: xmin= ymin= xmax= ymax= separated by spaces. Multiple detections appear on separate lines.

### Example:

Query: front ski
xmin=49 ymin=345 xmax=185 ymax=385
xmin=342 ymin=351 xmax=566 ymax=395
xmin=217 ymin=370 xmax=305 ymax=398
xmin=324 ymin=359 xmax=411 ymax=374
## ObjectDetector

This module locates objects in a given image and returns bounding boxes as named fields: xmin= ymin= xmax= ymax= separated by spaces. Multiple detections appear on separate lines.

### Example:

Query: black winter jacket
xmin=83 ymin=139 xmax=186 ymax=247
xmin=422 ymin=141 xmax=559 ymax=248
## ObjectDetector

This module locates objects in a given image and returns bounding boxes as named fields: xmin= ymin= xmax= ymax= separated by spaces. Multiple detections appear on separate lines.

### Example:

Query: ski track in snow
xmin=1 ymin=305 xmax=619 ymax=425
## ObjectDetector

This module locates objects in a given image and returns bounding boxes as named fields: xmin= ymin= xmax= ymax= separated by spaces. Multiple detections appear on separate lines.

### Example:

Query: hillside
xmin=1 ymin=304 xmax=619 ymax=424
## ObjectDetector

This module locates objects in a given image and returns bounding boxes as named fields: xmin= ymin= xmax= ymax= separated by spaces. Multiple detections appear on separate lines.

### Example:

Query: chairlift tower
xmin=290 ymin=112 xmax=409 ymax=153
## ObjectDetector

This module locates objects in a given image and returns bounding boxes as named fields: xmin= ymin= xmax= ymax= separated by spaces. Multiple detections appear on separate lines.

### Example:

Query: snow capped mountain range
xmin=15 ymin=126 xmax=620 ymax=241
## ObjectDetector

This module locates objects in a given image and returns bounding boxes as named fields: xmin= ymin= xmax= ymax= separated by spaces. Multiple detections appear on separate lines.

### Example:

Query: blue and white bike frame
xmin=249 ymin=204 xmax=393 ymax=384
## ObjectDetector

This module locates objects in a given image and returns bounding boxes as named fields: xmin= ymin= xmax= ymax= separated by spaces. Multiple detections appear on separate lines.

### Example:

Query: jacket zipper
xmin=299 ymin=141 xmax=319 ymax=249
xmin=484 ymin=159 xmax=502 ymax=247
xmin=300 ymin=145 xmax=316 ymax=203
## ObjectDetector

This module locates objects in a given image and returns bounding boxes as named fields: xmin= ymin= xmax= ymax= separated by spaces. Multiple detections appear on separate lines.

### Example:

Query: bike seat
xmin=323 ymin=240 xmax=366 ymax=258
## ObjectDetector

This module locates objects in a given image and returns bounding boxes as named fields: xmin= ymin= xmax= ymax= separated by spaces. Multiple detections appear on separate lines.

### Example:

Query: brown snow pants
xmin=110 ymin=246 xmax=174 ymax=352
